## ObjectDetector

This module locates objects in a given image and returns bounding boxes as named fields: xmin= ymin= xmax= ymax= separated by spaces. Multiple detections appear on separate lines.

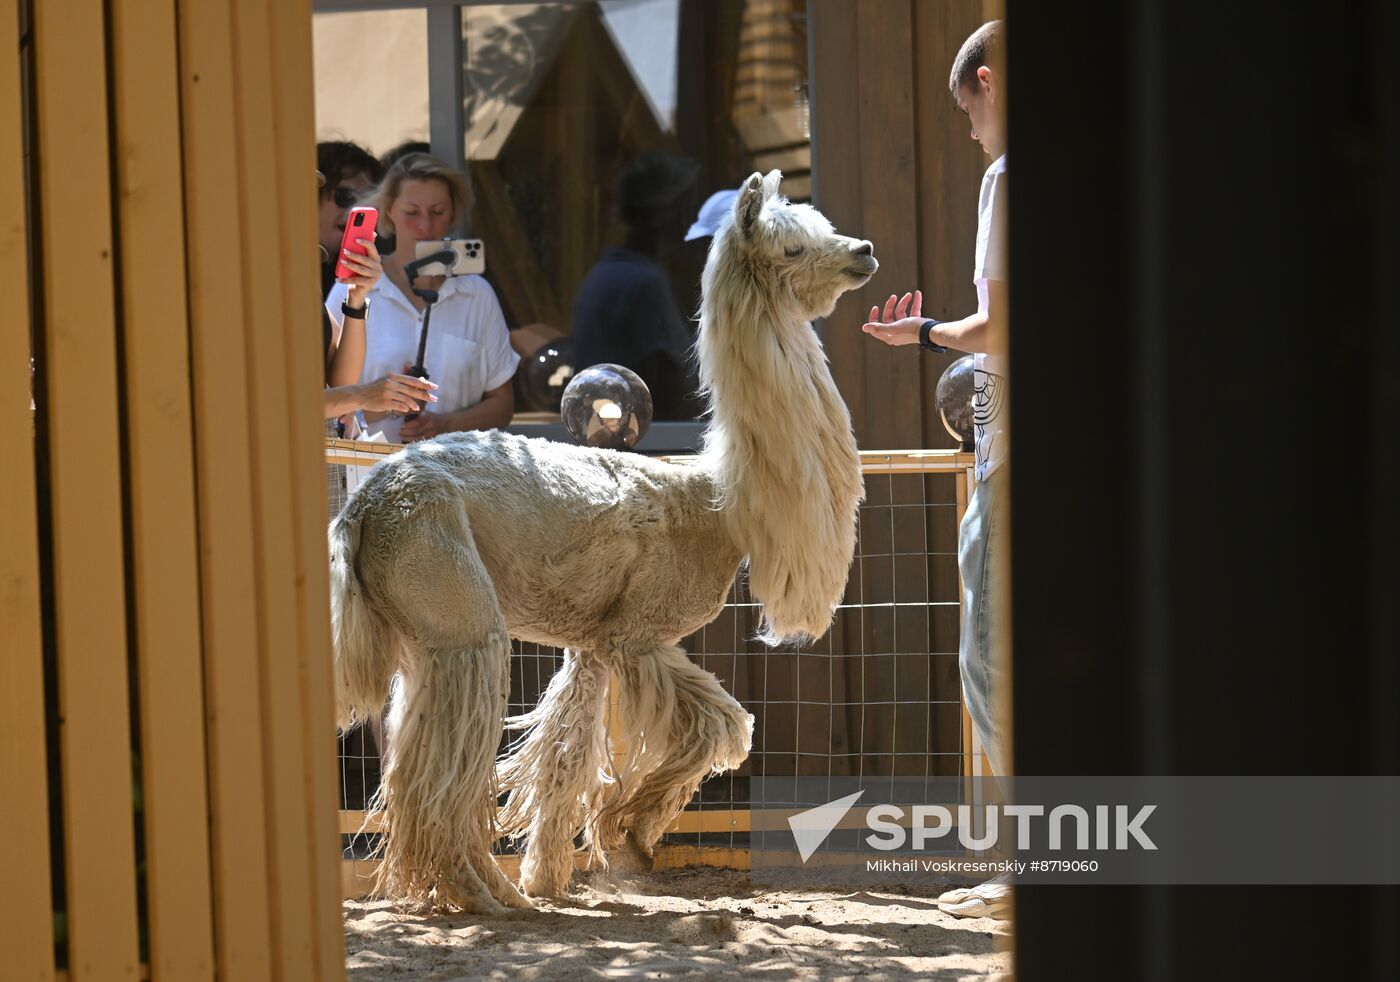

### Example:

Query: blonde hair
xmin=366 ymin=152 xmax=473 ymax=234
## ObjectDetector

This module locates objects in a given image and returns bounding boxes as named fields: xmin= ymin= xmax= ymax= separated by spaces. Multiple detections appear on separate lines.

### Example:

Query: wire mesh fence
xmin=326 ymin=441 xmax=978 ymax=873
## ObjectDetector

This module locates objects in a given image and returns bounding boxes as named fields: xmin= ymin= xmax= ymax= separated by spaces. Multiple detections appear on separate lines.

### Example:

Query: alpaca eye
xmin=784 ymin=245 xmax=804 ymax=258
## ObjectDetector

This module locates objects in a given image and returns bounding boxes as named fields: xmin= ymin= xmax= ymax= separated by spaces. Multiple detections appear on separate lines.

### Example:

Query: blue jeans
xmin=958 ymin=468 xmax=1009 ymax=776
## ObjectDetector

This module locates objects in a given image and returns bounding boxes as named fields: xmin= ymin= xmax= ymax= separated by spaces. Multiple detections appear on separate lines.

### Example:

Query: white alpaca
xmin=329 ymin=171 xmax=876 ymax=911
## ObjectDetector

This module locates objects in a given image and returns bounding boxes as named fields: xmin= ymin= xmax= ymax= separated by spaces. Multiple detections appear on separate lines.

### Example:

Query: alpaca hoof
xmin=442 ymin=878 xmax=509 ymax=915
xmin=520 ymin=868 xmax=571 ymax=899
xmin=627 ymin=829 xmax=659 ymax=863
xmin=500 ymin=888 xmax=536 ymax=910
xmin=607 ymin=832 xmax=656 ymax=874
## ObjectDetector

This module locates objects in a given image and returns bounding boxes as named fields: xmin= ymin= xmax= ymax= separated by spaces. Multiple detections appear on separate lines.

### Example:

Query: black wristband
xmin=919 ymin=319 xmax=947 ymax=353
xmin=341 ymin=299 xmax=369 ymax=320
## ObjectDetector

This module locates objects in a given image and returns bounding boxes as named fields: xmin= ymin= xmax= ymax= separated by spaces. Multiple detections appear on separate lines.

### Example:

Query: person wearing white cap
xmin=685 ymin=189 xmax=741 ymax=242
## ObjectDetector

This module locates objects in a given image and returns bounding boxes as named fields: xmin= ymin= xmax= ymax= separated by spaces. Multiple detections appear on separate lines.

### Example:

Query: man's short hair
xmin=316 ymin=140 xmax=383 ymax=191
xmin=949 ymin=20 xmax=1004 ymax=96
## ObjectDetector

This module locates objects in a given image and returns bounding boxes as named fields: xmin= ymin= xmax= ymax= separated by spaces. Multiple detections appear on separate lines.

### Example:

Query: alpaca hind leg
xmin=496 ymin=647 xmax=612 ymax=897
xmin=363 ymin=502 xmax=529 ymax=912
xmin=595 ymin=644 xmax=753 ymax=859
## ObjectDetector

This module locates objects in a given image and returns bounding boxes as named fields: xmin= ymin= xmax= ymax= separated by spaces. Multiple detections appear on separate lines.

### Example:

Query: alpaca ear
xmin=761 ymin=169 xmax=782 ymax=199
xmin=737 ymin=172 xmax=764 ymax=239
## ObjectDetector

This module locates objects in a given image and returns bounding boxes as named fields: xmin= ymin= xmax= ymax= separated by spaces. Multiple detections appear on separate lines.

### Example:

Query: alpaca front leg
xmin=497 ymin=648 xmax=612 ymax=897
xmin=597 ymin=644 xmax=753 ymax=859
xmin=374 ymin=635 xmax=530 ymax=912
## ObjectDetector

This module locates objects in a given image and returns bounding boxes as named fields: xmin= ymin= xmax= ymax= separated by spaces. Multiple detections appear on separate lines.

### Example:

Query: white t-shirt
xmin=326 ymin=273 xmax=520 ymax=443
xmin=973 ymin=154 xmax=1008 ymax=482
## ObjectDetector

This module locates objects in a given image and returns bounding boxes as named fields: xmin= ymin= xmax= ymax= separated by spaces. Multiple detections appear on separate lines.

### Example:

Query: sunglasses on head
xmin=327 ymin=187 xmax=359 ymax=209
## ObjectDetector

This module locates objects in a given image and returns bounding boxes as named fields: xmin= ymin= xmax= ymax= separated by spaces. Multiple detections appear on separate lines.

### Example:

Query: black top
xmin=570 ymin=247 xmax=702 ymax=420
xmin=322 ymin=307 xmax=334 ymax=385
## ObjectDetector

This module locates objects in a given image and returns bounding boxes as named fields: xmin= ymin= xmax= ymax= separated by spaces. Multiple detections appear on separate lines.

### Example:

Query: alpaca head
xmin=698 ymin=170 xmax=869 ymax=646
xmin=707 ymin=170 xmax=878 ymax=321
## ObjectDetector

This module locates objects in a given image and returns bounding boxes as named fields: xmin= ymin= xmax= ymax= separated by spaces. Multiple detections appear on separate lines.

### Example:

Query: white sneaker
xmin=938 ymin=872 xmax=1013 ymax=920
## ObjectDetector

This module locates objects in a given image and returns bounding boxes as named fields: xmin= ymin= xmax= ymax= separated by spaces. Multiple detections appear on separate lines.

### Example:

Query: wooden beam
xmin=808 ymin=0 xmax=868 ymax=445
xmin=913 ymin=1 xmax=989 ymax=450
xmin=340 ymin=804 xmax=978 ymax=838
xmin=326 ymin=436 xmax=976 ymax=476
xmin=0 ymin=0 xmax=55 ymax=975
xmin=341 ymin=846 xmax=749 ymax=900
xmin=227 ymin=1 xmax=318 ymax=977
xmin=265 ymin=1 xmax=346 ymax=978
xmin=852 ymin=0 xmax=923 ymax=452
xmin=109 ymin=0 xmax=216 ymax=977
xmin=33 ymin=0 xmax=142 ymax=974
xmin=177 ymin=0 xmax=274 ymax=975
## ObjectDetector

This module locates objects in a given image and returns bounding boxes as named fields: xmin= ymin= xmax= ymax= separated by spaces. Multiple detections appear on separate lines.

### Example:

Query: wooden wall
xmin=809 ymin=0 xmax=991 ymax=452
xmin=1 ymin=1 xmax=344 ymax=979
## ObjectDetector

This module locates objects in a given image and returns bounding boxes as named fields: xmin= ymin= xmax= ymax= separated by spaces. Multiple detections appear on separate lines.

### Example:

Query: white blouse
xmin=326 ymin=273 xmax=520 ymax=443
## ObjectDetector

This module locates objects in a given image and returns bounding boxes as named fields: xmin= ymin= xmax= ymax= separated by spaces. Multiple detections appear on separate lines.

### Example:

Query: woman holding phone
xmin=325 ymin=153 xmax=518 ymax=443
xmin=318 ymin=169 xmax=438 ymax=425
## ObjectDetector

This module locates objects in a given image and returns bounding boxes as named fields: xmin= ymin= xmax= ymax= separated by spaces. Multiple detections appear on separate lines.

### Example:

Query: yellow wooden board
xmin=228 ymin=2 xmax=317 ymax=978
xmin=341 ymin=846 xmax=749 ymax=901
xmin=109 ymin=0 xmax=216 ymax=976
xmin=266 ymin=0 xmax=347 ymax=976
xmin=34 ymin=0 xmax=142 ymax=975
xmin=177 ymin=0 xmax=274 ymax=976
xmin=0 ymin=0 xmax=55 ymax=976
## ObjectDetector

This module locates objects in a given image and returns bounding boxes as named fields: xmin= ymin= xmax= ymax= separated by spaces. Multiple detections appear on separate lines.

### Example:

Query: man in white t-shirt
xmin=861 ymin=19 xmax=1011 ymax=920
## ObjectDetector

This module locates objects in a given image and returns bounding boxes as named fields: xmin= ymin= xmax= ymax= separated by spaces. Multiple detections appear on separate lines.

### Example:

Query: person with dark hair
xmin=570 ymin=151 xmax=704 ymax=421
xmin=379 ymin=139 xmax=431 ymax=173
xmin=861 ymin=18 xmax=1010 ymax=920
xmin=317 ymin=140 xmax=384 ymax=298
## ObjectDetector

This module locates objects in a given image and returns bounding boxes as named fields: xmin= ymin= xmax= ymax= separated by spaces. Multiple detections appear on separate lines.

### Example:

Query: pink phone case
xmin=335 ymin=206 xmax=378 ymax=280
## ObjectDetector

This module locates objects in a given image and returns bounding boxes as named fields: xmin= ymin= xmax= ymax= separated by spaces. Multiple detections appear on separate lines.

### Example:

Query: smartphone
xmin=334 ymin=206 xmax=378 ymax=280
xmin=413 ymin=238 xmax=486 ymax=277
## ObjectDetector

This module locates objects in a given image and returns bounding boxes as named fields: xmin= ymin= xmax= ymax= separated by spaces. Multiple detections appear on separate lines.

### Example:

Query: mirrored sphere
xmin=520 ymin=338 xmax=577 ymax=413
xmin=560 ymin=363 xmax=654 ymax=450
xmin=935 ymin=355 xmax=976 ymax=450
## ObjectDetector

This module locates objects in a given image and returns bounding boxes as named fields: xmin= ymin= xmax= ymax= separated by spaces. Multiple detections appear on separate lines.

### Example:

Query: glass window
xmin=313 ymin=1 xmax=812 ymax=426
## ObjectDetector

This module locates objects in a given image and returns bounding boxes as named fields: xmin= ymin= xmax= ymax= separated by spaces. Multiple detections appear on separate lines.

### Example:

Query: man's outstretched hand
xmin=862 ymin=290 xmax=924 ymax=346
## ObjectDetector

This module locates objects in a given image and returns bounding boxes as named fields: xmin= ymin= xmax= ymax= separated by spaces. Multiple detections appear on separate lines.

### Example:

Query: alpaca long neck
xmin=698 ymin=288 xmax=863 ymax=644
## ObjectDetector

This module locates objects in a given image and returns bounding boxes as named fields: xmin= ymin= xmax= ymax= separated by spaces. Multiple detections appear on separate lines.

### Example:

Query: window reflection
xmin=314 ymin=0 xmax=812 ymax=425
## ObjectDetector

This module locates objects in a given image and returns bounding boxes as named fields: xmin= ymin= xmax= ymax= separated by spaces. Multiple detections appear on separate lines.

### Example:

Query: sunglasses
xmin=326 ymin=187 xmax=359 ymax=209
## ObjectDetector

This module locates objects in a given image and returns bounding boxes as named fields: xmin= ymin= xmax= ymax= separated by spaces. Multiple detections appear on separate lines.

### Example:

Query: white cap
xmin=685 ymin=188 xmax=741 ymax=242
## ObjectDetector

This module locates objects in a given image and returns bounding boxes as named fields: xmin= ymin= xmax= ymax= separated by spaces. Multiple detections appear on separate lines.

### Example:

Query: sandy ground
xmin=344 ymin=867 xmax=1013 ymax=980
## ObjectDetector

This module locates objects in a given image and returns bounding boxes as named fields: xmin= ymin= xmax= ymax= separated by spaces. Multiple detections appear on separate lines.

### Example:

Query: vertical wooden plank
xmin=807 ymin=0 xmax=868 ymax=438
xmin=176 ymin=0 xmax=274 ymax=977
xmin=266 ymin=0 xmax=347 ymax=977
xmin=0 ymin=1 xmax=56 ymax=977
xmin=31 ymin=0 xmax=142 ymax=978
xmin=852 ymin=0 xmax=923 ymax=452
xmin=226 ymin=1 xmax=315 ymax=978
xmin=108 ymin=0 xmax=216 ymax=977
xmin=913 ymin=0 xmax=987 ymax=449
xmin=955 ymin=468 xmax=973 ymax=778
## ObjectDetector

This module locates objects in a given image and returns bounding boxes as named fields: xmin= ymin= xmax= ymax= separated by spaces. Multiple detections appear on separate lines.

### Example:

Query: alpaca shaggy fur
xmin=329 ymin=171 xmax=876 ymax=911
